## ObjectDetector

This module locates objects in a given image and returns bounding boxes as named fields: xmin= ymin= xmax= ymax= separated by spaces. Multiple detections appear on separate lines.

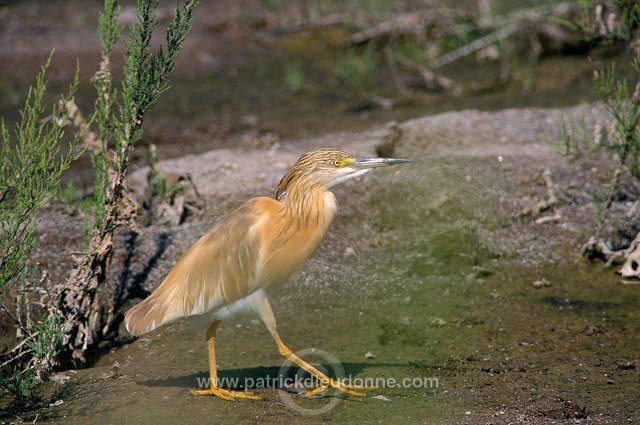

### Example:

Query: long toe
xmin=190 ymin=387 xmax=261 ymax=401
xmin=303 ymin=379 xmax=375 ymax=398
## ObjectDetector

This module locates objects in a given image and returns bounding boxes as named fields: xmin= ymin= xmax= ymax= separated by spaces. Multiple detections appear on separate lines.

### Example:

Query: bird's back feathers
xmin=125 ymin=198 xmax=270 ymax=336
xmin=125 ymin=184 xmax=338 ymax=336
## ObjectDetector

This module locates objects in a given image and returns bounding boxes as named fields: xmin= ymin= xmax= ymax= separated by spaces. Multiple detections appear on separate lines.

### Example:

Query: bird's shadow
xmin=140 ymin=362 xmax=406 ymax=391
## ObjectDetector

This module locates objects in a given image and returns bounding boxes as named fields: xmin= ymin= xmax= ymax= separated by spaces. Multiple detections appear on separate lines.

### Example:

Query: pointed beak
xmin=350 ymin=157 xmax=411 ymax=169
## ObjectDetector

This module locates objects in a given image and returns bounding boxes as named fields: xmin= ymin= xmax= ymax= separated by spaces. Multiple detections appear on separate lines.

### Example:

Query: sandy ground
xmin=2 ymin=105 xmax=638 ymax=424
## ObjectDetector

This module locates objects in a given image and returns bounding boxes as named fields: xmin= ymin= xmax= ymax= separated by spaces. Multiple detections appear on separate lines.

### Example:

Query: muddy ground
xmin=2 ymin=106 xmax=639 ymax=424
xmin=1 ymin=0 xmax=639 ymax=424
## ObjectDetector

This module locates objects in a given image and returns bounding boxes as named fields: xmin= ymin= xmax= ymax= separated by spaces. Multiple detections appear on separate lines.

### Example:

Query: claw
xmin=304 ymin=384 xmax=330 ymax=397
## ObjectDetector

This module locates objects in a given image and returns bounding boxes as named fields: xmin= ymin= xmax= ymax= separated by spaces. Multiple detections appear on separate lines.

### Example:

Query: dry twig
xmin=520 ymin=168 xmax=562 ymax=224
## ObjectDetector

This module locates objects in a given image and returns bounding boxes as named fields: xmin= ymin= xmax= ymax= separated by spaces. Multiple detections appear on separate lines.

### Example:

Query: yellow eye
xmin=332 ymin=159 xmax=341 ymax=167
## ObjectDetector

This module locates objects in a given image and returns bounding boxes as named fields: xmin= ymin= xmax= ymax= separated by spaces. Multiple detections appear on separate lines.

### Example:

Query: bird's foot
xmin=191 ymin=386 xmax=261 ymax=401
xmin=304 ymin=379 xmax=378 ymax=398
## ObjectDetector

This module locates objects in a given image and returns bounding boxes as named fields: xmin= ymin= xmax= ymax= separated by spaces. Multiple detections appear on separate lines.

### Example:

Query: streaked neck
xmin=280 ymin=185 xmax=336 ymax=227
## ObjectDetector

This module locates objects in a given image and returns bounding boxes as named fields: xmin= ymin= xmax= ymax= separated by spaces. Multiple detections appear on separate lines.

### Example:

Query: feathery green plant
xmin=88 ymin=0 xmax=198 ymax=234
xmin=0 ymin=54 xmax=79 ymax=403
xmin=0 ymin=53 xmax=80 ymax=299
xmin=572 ymin=0 xmax=640 ymax=44
xmin=59 ymin=0 xmax=200 ymax=364
xmin=90 ymin=0 xmax=122 ymax=232
xmin=0 ymin=267 xmax=66 ymax=402
xmin=0 ymin=0 xmax=202 ymax=402
xmin=554 ymin=1 xmax=640 ymax=253
xmin=284 ymin=61 xmax=306 ymax=92
xmin=98 ymin=0 xmax=123 ymax=54
xmin=0 ymin=365 xmax=37 ymax=402
xmin=552 ymin=110 xmax=595 ymax=155
xmin=594 ymin=56 xmax=640 ymax=179
xmin=334 ymin=44 xmax=378 ymax=93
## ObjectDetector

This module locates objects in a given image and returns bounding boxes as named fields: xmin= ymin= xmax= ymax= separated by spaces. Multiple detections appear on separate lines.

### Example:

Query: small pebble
xmin=617 ymin=361 xmax=635 ymax=370
xmin=399 ymin=315 xmax=411 ymax=325
xmin=50 ymin=373 xmax=70 ymax=383
xmin=49 ymin=399 xmax=64 ymax=407
xmin=532 ymin=278 xmax=551 ymax=289
xmin=429 ymin=317 xmax=446 ymax=327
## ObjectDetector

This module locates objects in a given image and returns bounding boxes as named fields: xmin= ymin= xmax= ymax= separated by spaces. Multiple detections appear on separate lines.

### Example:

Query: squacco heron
xmin=124 ymin=148 xmax=409 ymax=400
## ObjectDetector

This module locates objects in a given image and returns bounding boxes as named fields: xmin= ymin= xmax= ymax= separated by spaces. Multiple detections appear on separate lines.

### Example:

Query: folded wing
xmin=124 ymin=198 xmax=275 ymax=336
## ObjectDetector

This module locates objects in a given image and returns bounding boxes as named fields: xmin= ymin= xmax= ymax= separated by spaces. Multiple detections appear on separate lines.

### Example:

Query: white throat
xmin=329 ymin=168 xmax=370 ymax=187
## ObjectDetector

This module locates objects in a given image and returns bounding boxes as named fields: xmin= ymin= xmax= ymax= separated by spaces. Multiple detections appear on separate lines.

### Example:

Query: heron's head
xmin=276 ymin=148 xmax=410 ymax=200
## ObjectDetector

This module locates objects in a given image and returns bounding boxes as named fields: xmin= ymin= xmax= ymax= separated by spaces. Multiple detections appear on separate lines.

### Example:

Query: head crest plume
xmin=275 ymin=149 xmax=350 ymax=200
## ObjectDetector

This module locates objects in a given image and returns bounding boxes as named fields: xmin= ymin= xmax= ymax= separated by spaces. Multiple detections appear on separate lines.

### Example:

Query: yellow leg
xmin=272 ymin=331 xmax=378 ymax=397
xmin=255 ymin=292 xmax=377 ymax=398
xmin=191 ymin=321 xmax=260 ymax=401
